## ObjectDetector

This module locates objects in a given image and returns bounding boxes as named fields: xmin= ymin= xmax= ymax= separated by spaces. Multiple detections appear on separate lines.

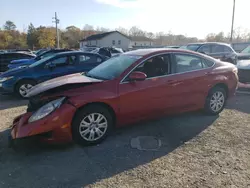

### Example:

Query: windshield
xmin=85 ymin=54 xmax=141 ymax=80
xmin=179 ymin=45 xmax=187 ymax=49
xmin=241 ymin=45 xmax=250 ymax=53
xmin=29 ymin=54 xmax=56 ymax=68
xmin=34 ymin=51 xmax=54 ymax=60
xmin=186 ymin=44 xmax=202 ymax=51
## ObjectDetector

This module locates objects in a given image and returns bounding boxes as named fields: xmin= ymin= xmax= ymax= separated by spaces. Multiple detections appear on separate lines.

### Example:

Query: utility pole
xmin=230 ymin=0 xmax=236 ymax=43
xmin=52 ymin=12 xmax=60 ymax=48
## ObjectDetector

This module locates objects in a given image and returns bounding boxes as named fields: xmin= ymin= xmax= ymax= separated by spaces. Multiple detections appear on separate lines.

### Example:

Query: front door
xmin=118 ymin=54 xmax=173 ymax=124
xmin=37 ymin=55 xmax=77 ymax=83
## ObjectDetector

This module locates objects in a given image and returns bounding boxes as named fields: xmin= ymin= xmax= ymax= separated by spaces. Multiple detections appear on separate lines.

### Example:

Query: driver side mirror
xmin=129 ymin=71 xmax=147 ymax=82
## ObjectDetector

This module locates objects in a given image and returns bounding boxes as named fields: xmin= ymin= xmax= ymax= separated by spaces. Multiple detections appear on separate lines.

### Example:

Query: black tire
xmin=204 ymin=86 xmax=227 ymax=115
xmin=72 ymin=105 xmax=114 ymax=146
xmin=15 ymin=80 xmax=36 ymax=99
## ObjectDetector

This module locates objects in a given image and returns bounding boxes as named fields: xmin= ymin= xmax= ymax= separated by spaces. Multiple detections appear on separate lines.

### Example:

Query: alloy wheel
xmin=210 ymin=91 xmax=225 ymax=112
xmin=19 ymin=84 xmax=33 ymax=97
xmin=79 ymin=113 xmax=108 ymax=141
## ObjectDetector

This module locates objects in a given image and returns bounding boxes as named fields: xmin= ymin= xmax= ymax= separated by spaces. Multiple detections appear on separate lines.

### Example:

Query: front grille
xmin=238 ymin=69 xmax=250 ymax=83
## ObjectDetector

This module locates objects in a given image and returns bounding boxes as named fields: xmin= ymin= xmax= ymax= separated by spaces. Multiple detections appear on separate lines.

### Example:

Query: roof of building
xmin=130 ymin=36 xmax=153 ymax=42
xmin=80 ymin=31 xmax=130 ymax=42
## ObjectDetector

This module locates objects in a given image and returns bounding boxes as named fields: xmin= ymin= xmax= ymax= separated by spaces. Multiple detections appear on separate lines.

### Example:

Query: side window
xmin=175 ymin=54 xmax=204 ymax=73
xmin=132 ymin=54 xmax=171 ymax=78
xmin=118 ymin=40 xmax=121 ymax=45
xmin=112 ymin=40 xmax=115 ymax=45
xmin=224 ymin=46 xmax=233 ymax=53
xmin=79 ymin=54 xmax=97 ymax=64
xmin=211 ymin=45 xmax=224 ymax=53
xmin=68 ymin=56 xmax=77 ymax=65
xmin=19 ymin=54 xmax=32 ymax=59
xmin=198 ymin=45 xmax=210 ymax=53
xmin=9 ymin=54 xmax=20 ymax=60
xmin=51 ymin=56 xmax=68 ymax=67
xmin=2 ymin=54 xmax=10 ymax=62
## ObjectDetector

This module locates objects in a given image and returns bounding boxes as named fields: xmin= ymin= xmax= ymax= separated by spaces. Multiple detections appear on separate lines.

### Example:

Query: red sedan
xmin=9 ymin=48 xmax=238 ymax=146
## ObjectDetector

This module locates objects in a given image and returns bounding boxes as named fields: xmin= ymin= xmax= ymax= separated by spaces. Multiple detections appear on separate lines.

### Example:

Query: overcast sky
xmin=1 ymin=0 xmax=249 ymax=39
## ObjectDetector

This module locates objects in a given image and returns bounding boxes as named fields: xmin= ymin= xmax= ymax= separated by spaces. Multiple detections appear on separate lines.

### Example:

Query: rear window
xmin=186 ymin=44 xmax=202 ymax=51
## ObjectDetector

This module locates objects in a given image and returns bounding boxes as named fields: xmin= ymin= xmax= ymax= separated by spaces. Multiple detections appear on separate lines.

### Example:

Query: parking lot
xmin=0 ymin=93 xmax=250 ymax=188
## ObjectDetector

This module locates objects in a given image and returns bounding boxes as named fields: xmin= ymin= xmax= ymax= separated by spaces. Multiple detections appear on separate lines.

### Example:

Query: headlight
xmin=0 ymin=76 xmax=13 ymax=82
xmin=28 ymin=97 xmax=66 ymax=123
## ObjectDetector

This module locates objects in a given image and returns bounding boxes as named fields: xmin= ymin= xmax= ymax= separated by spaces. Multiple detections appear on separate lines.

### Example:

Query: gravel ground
xmin=0 ymin=94 xmax=250 ymax=188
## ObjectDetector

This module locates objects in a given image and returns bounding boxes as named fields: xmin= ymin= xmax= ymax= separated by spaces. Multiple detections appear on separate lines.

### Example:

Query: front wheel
xmin=204 ymin=87 xmax=227 ymax=115
xmin=15 ymin=80 xmax=36 ymax=99
xmin=72 ymin=105 xmax=113 ymax=146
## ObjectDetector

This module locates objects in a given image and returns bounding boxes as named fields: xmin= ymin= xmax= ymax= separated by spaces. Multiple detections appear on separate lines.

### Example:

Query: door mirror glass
xmin=129 ymin=71 xmax=147 ymax=81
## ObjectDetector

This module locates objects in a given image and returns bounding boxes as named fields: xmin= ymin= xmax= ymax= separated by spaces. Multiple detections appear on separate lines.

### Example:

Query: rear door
xmin=210 ymin=44 xmax=225 ymax=60
xmin=169 ymin=53 xmax=213 ymax=109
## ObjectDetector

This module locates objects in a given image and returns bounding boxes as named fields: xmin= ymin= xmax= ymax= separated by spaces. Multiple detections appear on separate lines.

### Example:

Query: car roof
xmin=54 ymin=50 xmax=101 ymax=56
xmin=0 ymin=52 xmax=35 ymax=56
xmin=123 ymin=48 xmax=198 ymax=56
xmin=187 ymin=42 xmax=232 ymax=47
xmin=44 ymin=49 xmax=72 ymax=52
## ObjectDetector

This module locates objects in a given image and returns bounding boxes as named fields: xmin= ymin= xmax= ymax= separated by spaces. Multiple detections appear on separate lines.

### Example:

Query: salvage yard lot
xmin=0 ymin=94 xmax=250 ymax=188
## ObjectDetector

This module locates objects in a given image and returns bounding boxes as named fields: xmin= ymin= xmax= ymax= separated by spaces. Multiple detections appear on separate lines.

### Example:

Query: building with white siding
xmin=79 ymin=31 xmax=131 ymax=50
xmin=129 ymin=36 xmax=154 ymax=48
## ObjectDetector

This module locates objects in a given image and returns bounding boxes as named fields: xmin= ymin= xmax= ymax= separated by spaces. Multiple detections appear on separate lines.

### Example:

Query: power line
xmin=52 ymin=12 xmax=60 ymax=48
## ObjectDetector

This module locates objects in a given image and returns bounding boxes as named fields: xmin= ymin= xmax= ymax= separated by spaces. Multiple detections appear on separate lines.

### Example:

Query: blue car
xmin=0 ymin=51 xmax=108 ymax=98
xmin=8 ymin=49 xmax=72 ymax=69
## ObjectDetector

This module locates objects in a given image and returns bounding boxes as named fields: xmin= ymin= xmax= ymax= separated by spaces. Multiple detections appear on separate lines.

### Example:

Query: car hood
xmin=237 ymin=59 xmax=250 ymax=70
xmin=0 ymin=66 xmax=29 ymax=77
xmin=237 ymin=53 xmax=250 ymax=60
xmin=26 ymin=73 xmax=103 ymax=98
xmin=10 ymin=58 xmax=35 ymax=64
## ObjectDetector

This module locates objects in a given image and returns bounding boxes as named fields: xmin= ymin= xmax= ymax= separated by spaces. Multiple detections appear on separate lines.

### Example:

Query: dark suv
xmin=184 ymin=42 xmax=238 ymax=64
xmin=0 ymin=52 xmax=36 ymax=72
xmin=8 ymin=49 xmax=72 ymax=69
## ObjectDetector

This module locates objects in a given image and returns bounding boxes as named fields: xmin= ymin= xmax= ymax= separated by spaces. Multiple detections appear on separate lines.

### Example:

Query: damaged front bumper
xmin=9 ymin=103 xmax=77 ymax=147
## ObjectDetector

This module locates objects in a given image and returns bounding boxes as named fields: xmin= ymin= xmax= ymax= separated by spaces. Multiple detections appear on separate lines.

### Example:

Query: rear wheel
xmin=204 ymin=86 xmax=227 ymax=115
xmin=72 ymin=105 xmax=113 ymax=146
xmin=15 ymin=80 xmax=36 ymax=99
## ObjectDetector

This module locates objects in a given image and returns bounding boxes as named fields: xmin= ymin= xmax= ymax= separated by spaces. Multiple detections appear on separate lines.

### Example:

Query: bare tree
xmin=96 ymin=26 xmax=110 ymax=33
xmin=146 ymin=32 xmax=155 ymax=39
xmin=115 ymin=27 xmax=129 ymax=36
xmin=129 ymin=26 xmax=145 ymax=37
